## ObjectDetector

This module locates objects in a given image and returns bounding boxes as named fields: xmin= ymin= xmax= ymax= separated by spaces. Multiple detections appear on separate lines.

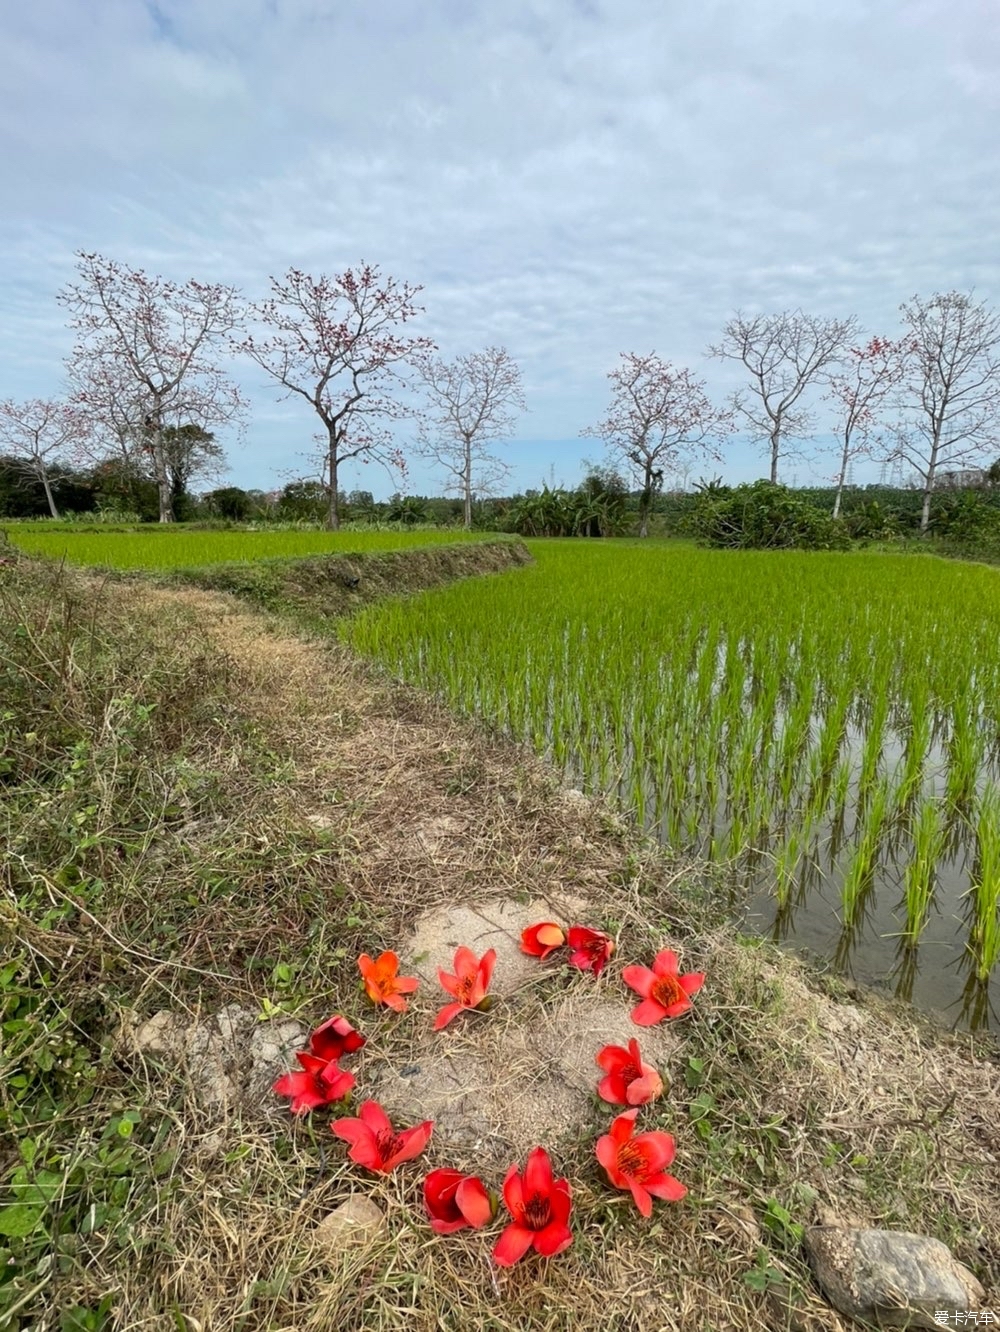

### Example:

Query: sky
xmin=2 ymin=0 xmax=999 ymax=498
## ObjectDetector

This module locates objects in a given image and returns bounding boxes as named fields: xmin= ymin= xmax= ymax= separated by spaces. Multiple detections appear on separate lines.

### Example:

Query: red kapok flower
xmin=493 ymin=1147 xmax=573 ymax=1266
xmin=308 ymin=1014 xmax=366 ymax=1062
xmin=596 ymin=1109 xmax=687 ymax=1217
xmin=434 ymin=946 xmax=497 ymax=1031
xmin=423 ymin=1168 xmax=493 ymax=1234
xmin=520 ymin=922 xmax=566 ymax=960
xmin=273 ymin=1053 xmax=355 ymax=1114
xmin=595 ymin=1038 xmax=664 ymax=1107
xmin=622 ymin=949 xmax=704 ymax=1025
xmin=357 ymin=950 xmax=419 ymax=1013
xmin=566 ymin=925 xmax=615 ymax=976
xmin=331 ymin=1099 xmax=433 ymax=1173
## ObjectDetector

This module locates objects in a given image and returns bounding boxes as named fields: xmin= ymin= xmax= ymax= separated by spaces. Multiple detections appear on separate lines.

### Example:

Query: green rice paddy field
xmin=8 ymin=524 xmax=1000 ymax=1026
xmin=2 ymin=524 xmax=486 ymax=568
xmin=344 ymin=540 xmax=1000 ymax=1028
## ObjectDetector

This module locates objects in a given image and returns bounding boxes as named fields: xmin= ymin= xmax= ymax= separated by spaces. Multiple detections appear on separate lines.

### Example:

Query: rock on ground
xmin=804 ymin=1224 xmax=986 ymax=1329
xmin=312 ymin=1197 xmax=385 ymax=1255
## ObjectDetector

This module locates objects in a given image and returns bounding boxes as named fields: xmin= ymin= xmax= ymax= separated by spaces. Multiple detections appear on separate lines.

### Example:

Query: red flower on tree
xmin=273 ymin=1053 xmax=355 ymax=1114
xmin=567 ymin=925 xmax=615 ymax=977
xmin=595 ymin=1038 xmax=664 ymax=1107
xmin=357 ymin=950 xmax=419 ymax=1013
xmin=596 ymin=1109 xmax=687 ymax=1217
xmin=622 ymin=949 xmax=704 ymax=1025
xmin=331 ymin=1100 xmax=433 ymax=1173
xmin=493 ymin=1147 xmax=573 ymax=1266
xmin=434 ymin=946 xmax=497 ymax=1031
xmin=308 ymin=1014 xmax=366 ymax=1062
xmin=520 ymin=922 xmax=566 ymax=960
xmin=423 ymin=1168 xmax=493 ymax=1234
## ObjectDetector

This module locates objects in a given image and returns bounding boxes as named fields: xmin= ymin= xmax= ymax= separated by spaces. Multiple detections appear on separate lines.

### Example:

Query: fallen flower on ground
xmin=331 ymin=1099 xmax=433 ymax=1172
xmin=566 ymin=925 xmax=615 ymax=976
xmin=596 ymin=1109 xmax=687 ymax=1217
xmin=273 ymin=1053 xmax=355 ymax=1114
xmin=622 ymin=949 xmax=704 ymax=1025
xmin=423 ymin=1168 xmax=493 ymax=1234
xmin=308 ymin=1014 xmax=366 ymax=1062
xmin=357 ymin=950 xmax=419 ymax=1013
xmin=434 ymin=946 xmax=497 ymax=1031
xmin=595 ymin=1037 xmax=664 ymax=1106
xmin=520 ymin=922 xmax=566 ymax=959
xmin=493 ymin=1146 xmax=573 ymax=1266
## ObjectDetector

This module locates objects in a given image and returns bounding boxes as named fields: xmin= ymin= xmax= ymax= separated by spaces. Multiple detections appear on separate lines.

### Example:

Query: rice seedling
xmin=6 ymin=523 xmax=486 ymax=568
xmin=333 ymin=539 xmax=1000 ymax=1013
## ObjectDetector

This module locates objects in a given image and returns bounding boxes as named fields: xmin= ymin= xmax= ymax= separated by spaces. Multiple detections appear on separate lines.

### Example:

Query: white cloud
xmin=2 ymin=0 xmax=1000 ymax=491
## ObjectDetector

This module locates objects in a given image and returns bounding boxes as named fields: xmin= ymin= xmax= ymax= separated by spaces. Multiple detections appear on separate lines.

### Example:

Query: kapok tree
xmin=418 ymin=347 xmax=525 ymax=529
xmin=826 ymin=336 xmax=905 ymax=518
xmin=710 ymin=310 xmax=857 ymax=483
xmin=586 ymin=353 xmax=728 ymax=537
xmin=59 ymin=252 xmax=244 ymax=523
xmin=241 ymin=266 xmax=434 ymax=530
xmin=0 ymin=398 xmax=90 ymax=519
xmin=893 ymin=292 xmax=1000 ymax=535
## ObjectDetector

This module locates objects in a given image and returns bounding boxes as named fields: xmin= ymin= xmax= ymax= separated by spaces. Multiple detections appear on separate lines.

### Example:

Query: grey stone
xmin=804 ymin=1225 xmax=986 ymax=1329
xmin=312 ymin=1197 xmax=385 ymax=1254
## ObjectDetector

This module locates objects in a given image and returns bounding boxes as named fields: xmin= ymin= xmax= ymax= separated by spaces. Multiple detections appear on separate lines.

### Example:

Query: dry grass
xmin=2 ymin=563 xmax=998 ymax=1331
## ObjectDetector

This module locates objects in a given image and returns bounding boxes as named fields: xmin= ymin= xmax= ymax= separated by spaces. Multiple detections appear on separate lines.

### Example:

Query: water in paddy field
xmin=588 ymin=710 xmax=1000 ymax=1032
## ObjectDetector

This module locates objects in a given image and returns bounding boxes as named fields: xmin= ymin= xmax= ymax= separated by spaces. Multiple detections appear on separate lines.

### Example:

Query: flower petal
xmin=429 ymin=1214 xmax=471 ymax=1235
xmin=595 ymin=1043 xmax=629 ymax=1073
xmin=478 ymin=948 xmax=497 ymax=992
xmin=533 ymin=1221 xmax=573 ymax=1257
xmin=358 ymin=1100 xmax=392 ymax=1135
xmin=433 ymin=1001 xmax=464 ymax=1031
xmin=383 ymin=991 xmax=409 ymax=1013
xmin=385 ymin=1119 xmax=433 ymax=1168
xmin=630 ymin=998 xmax=668 ymax=1026
xmin=455 ymin=1176 xmax=492 ymax=1229
xmin=597 ymin=1074 xmax=627 ymax=1105
xmin=452 ymin=945 xmax=478 ymax=978
xmin=523 ymin=1146 xmax=553 ymax=1200
xmin=502 ymin=1162 xmax=524 ymax=1220
xmin=437 ymin=969 xmax=461 ymax=998
xmin=393 ymin=975 xmax=420 ymax=994
xmin=661 ymin=997 xmax=693 ymax=1019
xmin=493 ymin=1222 xmax=535 ymax=1267
xmin=653 ymin=950 xmax=679 ymax=976
xmin=628 ymin=1180 xmax=654 ymax=1218
xmin=547 ymin=1177 xmax=572 ymax=1227
xmin=632 ymin=1130 xmax=676 ymax=1171
xmin=595 ymin=1134 xmax=621 ymax=1182
xmin=621 ymin=965 xmax=657 ymax=998
xmin=625 ymin=1069 xmax=663 ymax=1106
xmin=645 ymin=1172 xmax=688 ymax=1203
xmin=357 ymin=953 xmax=377 ymax=981
xmin=679 ymin=971 xmax=705 ymax=997
xmin=536 ymin=924 xmax=565 ymax=947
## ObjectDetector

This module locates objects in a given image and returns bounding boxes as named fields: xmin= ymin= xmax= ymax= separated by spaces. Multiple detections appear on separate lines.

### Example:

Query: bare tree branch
xmin=418 ymin=347 xmax=525 ymax=528
xmin=239 ymin=265 xmax=433 ymax=529
xmin=710 ymin=310 xmax=857 ymax=482
xmin=59 ymin=252 xmax=245 ymax=522
xmin=585 ymin=353 xmax=730 ymax=536
xmin=891 ymin=291 xmax=1000 ymax=533
xmin=0 ymin=398 xmax=90 ymax=519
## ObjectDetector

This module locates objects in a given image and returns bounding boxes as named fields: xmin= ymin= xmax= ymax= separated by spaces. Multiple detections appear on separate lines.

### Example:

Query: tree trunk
xmin=463 ymin=437 xmax=472 ymax=530
xmin=325 ymin=432 xmax=340 ymax=530
xmin=40 ymin=467 xmax=60 ymax=520
xmin=152 ymin=429 xmax=174 ymax=522
xmin=770 ymin=426 xmax=780 ymax=484
xmin=638 ymin=460 xmax=652 ymax=538
xmin=919 ymin=485 xmax=933 ymax=537
xmin=919 ymin=438 xmax=940 ymax=536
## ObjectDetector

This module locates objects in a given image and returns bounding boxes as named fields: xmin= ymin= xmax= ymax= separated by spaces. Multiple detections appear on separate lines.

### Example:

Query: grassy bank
xmin=1 ymin=558 xmax=998 ymax=1330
